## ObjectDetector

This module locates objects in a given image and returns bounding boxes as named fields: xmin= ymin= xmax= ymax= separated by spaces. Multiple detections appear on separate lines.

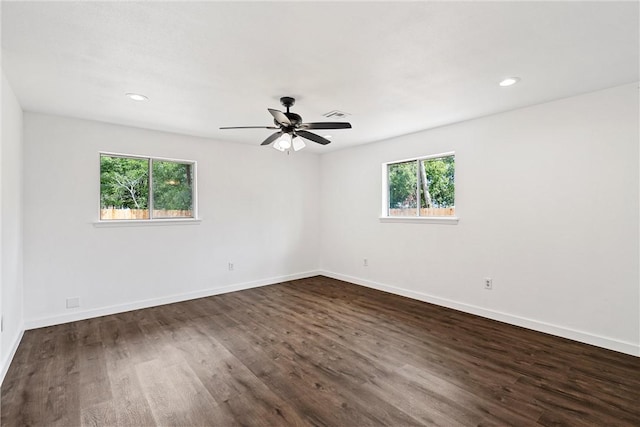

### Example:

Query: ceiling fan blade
xmin=297 ymin=130 xmax=331 ymax=145
xmin=261 ymin=131 xmax=283 ymax=146
xmin=220 ymin=126 xmax=279 ymax=129
xmin=299 ymin=122 xmax=352 ymax=130
xmin=268 ymin=108 xmax=291 ymax=126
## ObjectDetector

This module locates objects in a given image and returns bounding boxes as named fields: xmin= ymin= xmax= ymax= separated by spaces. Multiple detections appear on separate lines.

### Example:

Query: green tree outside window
xmin=387 ymin=155 xmax=454 ymax=217
xmin=100 ymin=154 xmax=195 ymax=220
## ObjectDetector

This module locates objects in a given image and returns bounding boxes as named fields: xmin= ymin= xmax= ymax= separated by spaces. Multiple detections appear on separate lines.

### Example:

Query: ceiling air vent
xmin=323 ymin=110 xmax=351 ymax=119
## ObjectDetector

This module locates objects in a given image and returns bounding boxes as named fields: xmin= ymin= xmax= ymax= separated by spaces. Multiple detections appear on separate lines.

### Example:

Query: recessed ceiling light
xmin=324 ymin=135 xmax=332 ymax=139
xmin=126 ymin=93 xmax=148 ymax=101
xmin=499 ymin=77 xmax=521 ymax=87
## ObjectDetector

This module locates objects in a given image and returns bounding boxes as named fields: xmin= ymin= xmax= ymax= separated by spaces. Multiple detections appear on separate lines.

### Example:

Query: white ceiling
xmin=2 ymin=1 xmax=638 ymax=153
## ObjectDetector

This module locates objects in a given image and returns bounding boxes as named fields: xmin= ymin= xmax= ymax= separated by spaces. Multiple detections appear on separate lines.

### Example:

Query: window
xmin=100 ymin=153 xmax=196 ymax=221
xmin=383 ymin=152 xmax=455 ymax=219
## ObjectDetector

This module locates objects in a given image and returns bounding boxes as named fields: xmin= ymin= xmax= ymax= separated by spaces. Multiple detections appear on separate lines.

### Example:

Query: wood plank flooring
xmin=2 ymin=276 xmax=639 ymax=426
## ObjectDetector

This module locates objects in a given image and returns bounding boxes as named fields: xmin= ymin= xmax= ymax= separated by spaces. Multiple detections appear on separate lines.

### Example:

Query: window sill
xmin=379 ymin=216 xmax=459 ymax=224
xmin=93 ymin=218 xmax=202 ymax=228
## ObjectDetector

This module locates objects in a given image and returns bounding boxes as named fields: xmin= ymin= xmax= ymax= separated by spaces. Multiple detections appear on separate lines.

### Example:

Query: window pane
xmin=419 ymin=156 xmax=455 ymax=217
xmin=388 ymin=161 xmax=418 ymax=216
xmin=100 ymin=155 xmax=150 ymax=220
xmin=152 ymin=160 xmax=194 ymax=218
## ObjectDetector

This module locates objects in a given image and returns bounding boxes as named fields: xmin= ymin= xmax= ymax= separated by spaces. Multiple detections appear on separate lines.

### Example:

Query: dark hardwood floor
xmin=2 ymin=276 xmax=639 ymax=426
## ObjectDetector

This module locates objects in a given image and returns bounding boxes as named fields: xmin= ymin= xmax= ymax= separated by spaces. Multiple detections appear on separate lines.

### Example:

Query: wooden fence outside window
xmin=100 ymin=208 xmax=193 ymax=220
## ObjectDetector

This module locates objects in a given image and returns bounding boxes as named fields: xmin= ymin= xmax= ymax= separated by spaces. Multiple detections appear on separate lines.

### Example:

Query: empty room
xmin=1 ymin=1 xmax=639 ymax=426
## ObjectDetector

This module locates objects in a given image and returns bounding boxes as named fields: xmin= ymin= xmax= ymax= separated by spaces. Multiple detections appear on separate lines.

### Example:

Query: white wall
xmin=320 ymin=83 xmax=640 ymax=356
xmin=23 ymin=113 xmax=320 ymax=327
xmin=1 ymin=70 xmax=25 ymax=381
xmin=16 ymin=84 xmax=640 ymax=359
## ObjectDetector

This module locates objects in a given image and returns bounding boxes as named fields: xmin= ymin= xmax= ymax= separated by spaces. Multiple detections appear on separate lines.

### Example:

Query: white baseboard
xmin=24 ymin=270 xmax=322 ymax=330
xmin=1 ymin=327 xmax=25 ymax=386
xmin=21 ymin=269 xmax=640 ymax=358
xmin=319 ymin=270 xmax=640 ymax=357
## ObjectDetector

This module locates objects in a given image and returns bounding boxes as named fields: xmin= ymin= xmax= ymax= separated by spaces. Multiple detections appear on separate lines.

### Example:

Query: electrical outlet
xmin=484 ymin=278 xmax=493 ymax=290
xmin=363 ymin=258 xmax=368 ymax=267
xmin=66 ymin=297 xmax=80 ymax=308
xmin=228 ymin=262 xmax=234 ymax=271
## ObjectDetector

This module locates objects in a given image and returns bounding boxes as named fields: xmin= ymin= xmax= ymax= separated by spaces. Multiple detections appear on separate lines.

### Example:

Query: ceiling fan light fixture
xmin=292 ymin=136 xmax=306 ymax=152
xmin=278 ymin=133 xmax=292 ymax=149
xmin=272 ymin=139 xmax=286 ymax=151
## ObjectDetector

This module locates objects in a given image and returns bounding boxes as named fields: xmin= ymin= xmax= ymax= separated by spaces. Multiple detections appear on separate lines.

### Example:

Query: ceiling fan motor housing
xmin=285 ymin=113 xmax=302 ymax=126
xmin=275 ymin=97 xmax=302 ymax=128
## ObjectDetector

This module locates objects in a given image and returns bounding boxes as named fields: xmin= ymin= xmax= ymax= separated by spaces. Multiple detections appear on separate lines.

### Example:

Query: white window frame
xmin=380 ymin=151 xmax=458 ymax=224
xmin=95 ymin=152 xmax=200 ymax=227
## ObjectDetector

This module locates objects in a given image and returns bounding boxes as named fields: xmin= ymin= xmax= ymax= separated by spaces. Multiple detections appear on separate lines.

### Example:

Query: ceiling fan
xmin=220 ymin=97 xmax=352 ymax=152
